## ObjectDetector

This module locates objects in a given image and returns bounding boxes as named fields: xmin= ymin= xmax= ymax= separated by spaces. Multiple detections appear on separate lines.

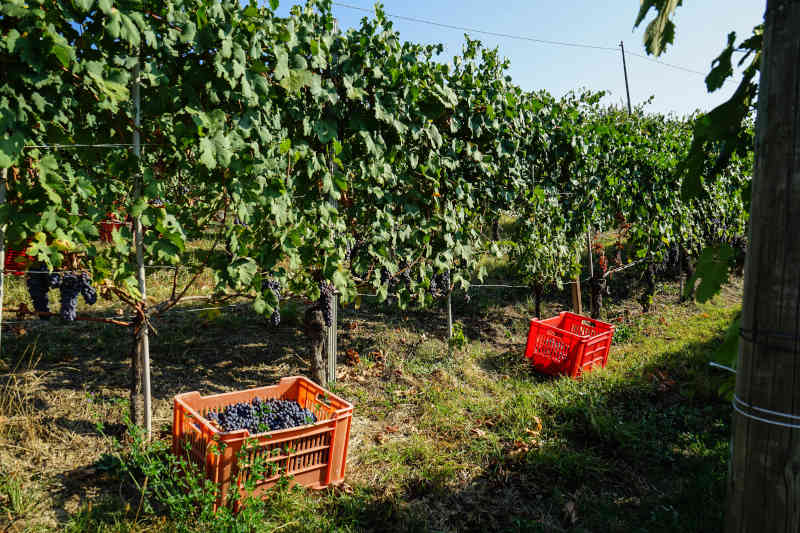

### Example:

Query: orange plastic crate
xmin=172 ymin=376 xmax=353 ymax=509
xmin=524 ymin=312 xmax=615 ymax=378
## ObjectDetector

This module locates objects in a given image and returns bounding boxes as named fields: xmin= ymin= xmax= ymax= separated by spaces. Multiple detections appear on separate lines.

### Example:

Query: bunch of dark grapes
xmin=378 ymin=262 xmax=414 ymax=296
xmin=441 ymin=270 xmax=451 ymax=292
xmin=205 ymin=398 xmax=317 ymax=433
xmin=316 ymin=281 xmax=336 ymax=327
xmin=25 ymin=263 xmax=54 ymax=320
xmin=399 ymin=267 xmax=412 ymax=290
xmin=56 ymin=273 xmax=98 ymax=321
xmin=80 ymin=273 xmax=98 ymax=304
xmin=263 ymin=278 xmax=281 ymax=326
xmin=429 ymin=270 xmax=451 ymax=298
xmin=344 ymin=238 xmax=363 ymax=262
xmin=655 ymin=243 xmax=682 ymax=279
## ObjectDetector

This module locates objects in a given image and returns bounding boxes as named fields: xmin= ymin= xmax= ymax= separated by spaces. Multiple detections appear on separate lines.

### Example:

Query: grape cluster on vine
xmin=429 ymin=269 xmax=451 ymax=298
xmin=25 ymin=267 xmax=97 ymax=320
xmin=205 ymin=398 xmax=317 ymax=433
xmin=25 ymin=264 xmax=56 ymax=320
xmin=315 ymin=281 xmax=336 ymax=327
xmin=344 ymin=238 xmax=363 ymax=263
xmin=263 ymin=278 xmax=281 ymax=327
xmin=51 ymin=272 xmax=98 ymax=321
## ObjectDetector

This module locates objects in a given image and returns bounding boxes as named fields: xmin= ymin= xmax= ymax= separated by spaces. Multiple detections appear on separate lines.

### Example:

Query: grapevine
xmin=0 ymin=0 xmax=750 ymax=340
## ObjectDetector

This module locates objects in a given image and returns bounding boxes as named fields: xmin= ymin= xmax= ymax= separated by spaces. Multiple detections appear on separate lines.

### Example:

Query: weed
xmin=0 ymin=473 xmax=41 ymax=529
xmin=448 ymin=322 xmax=468 ymax=350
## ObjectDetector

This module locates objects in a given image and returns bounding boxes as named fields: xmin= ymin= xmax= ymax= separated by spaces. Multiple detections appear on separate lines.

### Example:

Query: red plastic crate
xmin=524 ymin=312 xmax=615 ymax=378
xmin=3 ymin=246 xmax=33 ymax=275
xmin=98 ymin=213 xmax=124 ymax=243
xmin=172 ymin=376 xmax=353 ymax=509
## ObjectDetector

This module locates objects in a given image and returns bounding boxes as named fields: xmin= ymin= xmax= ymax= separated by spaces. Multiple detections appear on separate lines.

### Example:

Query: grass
xmin=0 ymin=260 xmax=741 ymax=532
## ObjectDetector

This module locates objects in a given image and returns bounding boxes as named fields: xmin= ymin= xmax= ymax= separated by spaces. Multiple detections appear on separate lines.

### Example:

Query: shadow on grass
xmin=42 ymin=328 xmax=732 ymax=533
xmin=2 ymin=306 xmax=312 ymax=400
xmin=2 ymin=274 xmax=734 ymax=532
xmin=362 ymin=335 xmax=733 ymax=532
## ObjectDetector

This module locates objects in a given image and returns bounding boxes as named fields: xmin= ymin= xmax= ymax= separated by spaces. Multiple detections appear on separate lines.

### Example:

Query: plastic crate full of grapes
xmin=172 ymin=376 xmax=353 ymax=509
xmin=524 ymin=312 xmax=615 ymax=378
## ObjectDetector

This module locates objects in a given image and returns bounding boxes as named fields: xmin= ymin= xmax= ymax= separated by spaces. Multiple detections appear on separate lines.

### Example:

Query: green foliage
xmin=0 ymin=0 xmax=750 ymax=320
xmin=634 ymin=0 xmax=683 ymax=56
xmin=686 ymin=244 xmax=735 ymax=303
xmin=101 ymin=417 xmax=302 ymax=533
xmin=634 ymin=1 xmax=759 ymax=203
xmin=448 ymin=322 xmax=467 ymax=349
xmin=634 ymin=2 xmax=758 ymax=313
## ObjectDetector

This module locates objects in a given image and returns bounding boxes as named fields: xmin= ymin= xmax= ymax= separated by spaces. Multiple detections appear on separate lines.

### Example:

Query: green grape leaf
xmin=52 ymin=44 xmax=71 ymax=67
xmin=712 ymin=314 xmax=740 ymax=369
xmin=706 ymin=32 xmax=736 ymax=92
xmin=686 ymin=244 xmax=735 ymax=303
xmin=273 ymin=47 xmax=290 ymax=80
xmin=198 ymin=137 xmax=217 ymax=169
xmin=0 ymin=132 xmax=25 ymax=167
xmin=73 ymin=0 xmax=94 ymax=12
xmin=279 ymin=69 xmax=313 ymax=93
xmin=97 ymin=0 xmax=112 ymax=14
xmin=313 ymin=119 xmax=337 ymax=144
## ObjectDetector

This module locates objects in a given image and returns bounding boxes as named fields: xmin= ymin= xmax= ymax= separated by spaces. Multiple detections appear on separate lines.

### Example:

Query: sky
xmin=274 ymin=1 xmax=765 ymax=117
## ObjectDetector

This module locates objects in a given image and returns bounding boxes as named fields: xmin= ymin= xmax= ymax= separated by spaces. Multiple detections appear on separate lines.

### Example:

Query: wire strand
xmin=333 ymin=0 xmax=707 ymax=78
xmin=3 ymin=265 xmax=179 ymax=275
xmin=624 ymin=50 xmax=706 ymax=76
xmin=23 ymin=143 xmax=161 ymax=149
xmin=332 ymin=2 xmax=618 ymax=52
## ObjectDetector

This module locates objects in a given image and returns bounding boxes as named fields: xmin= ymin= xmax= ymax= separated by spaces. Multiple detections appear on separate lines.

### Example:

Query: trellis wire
xmin=4 ymin=264 xmax=179 ymax=275
xmin=709 ymin=361 xmax=736 ymax=373
xmin=0 ymin=301 xmax=249 ymax=325
xmin=23 ymin=143 xmax=159 ymax=149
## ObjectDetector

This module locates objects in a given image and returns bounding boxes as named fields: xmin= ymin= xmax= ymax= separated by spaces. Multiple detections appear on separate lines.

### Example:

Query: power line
xmin=625 ymin=50 xmax=706 ymax=76
xmin=331 ymin=2 xmax=706 ymax=77
xmin=332 ymin=2 xmax=617 ymax=52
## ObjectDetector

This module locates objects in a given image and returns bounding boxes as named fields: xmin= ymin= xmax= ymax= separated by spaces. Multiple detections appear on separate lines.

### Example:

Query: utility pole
xmin=725 ymin=1 xmax=800 ymax=531
xmin=619 ymin=41 xmax=632 ymax=113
